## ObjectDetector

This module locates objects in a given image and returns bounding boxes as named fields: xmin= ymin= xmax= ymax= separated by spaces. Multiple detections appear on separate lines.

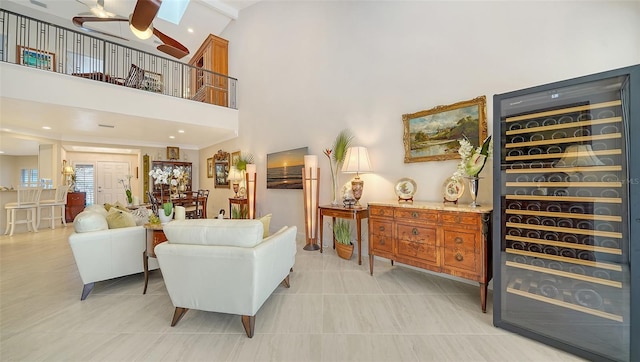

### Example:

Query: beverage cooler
xmin=492 ymin=65 xmax=639 ymax=361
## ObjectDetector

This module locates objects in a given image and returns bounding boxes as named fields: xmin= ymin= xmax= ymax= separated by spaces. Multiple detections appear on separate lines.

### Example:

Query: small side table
xmin=318 ymin=205 xmax=369 ymax=265
xmin=229 ymin=197 xmax=248 ymax=219
xmin=143 ymin=223 xmax=167 ymax=294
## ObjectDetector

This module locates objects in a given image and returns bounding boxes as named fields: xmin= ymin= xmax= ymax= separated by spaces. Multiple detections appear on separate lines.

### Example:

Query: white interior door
xmin=96 ymin=161 xmax=129 ymax=205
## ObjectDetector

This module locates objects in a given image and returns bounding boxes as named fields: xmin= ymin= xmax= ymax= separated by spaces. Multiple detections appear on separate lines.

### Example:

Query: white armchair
xmin=155 ymin=219 xmax=297 ymax=338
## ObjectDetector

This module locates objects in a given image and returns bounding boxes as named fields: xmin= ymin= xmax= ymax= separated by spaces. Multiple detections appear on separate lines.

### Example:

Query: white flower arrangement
xmin=452 ymin=135 xmax=493 ymax=181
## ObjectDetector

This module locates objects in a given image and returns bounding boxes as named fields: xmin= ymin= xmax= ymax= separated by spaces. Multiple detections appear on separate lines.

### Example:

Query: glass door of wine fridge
xmin=492 ymin=65 xmax=639 ymax=362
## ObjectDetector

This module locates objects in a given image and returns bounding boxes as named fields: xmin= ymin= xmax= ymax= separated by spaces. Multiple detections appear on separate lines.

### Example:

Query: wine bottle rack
xmin=493 ymin=66 xmax=640 ymax=361
xmin=500 ymin=99 xmax=626 ymax=322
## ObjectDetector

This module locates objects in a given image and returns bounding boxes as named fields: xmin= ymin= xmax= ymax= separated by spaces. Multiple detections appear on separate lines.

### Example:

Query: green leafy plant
xmin=333 ymin=219 xmax=352 ymax=245
xmin=231 ymin=205 xmax=248 ymax=219
xmin=323 ymin=129 xmax=354 ymax=203
xmin=235 ymin=153 xmax=255 ymax=171
xmin=163 ymin=202 xmax=173 ymax=216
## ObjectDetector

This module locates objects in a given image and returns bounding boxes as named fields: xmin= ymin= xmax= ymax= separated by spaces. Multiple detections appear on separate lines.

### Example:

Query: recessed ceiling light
xmin=42 ymin=126 xmax=51 ymax=130
xmin=169 ymin=136 xmax=175 ymax=139
xmin=178 ymin=130 xmax=185 ymax=133
xmin=187 ymin=28 xmax=194 ymax=33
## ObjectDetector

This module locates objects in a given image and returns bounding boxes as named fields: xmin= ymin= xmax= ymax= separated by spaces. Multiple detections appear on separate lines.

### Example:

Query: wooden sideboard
xmin=368 ymin=201 xmax=492 ymax=312
xmin=65 ymin=192 xmax=86 ymax=222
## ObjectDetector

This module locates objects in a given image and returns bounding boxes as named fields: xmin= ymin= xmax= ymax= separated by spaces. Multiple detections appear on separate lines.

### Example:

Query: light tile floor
xmin=0 ymin=226 xmax=584 ymax=361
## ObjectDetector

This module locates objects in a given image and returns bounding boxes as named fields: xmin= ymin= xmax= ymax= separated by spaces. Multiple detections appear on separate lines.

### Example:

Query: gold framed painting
xmin=167 ymin=146 xmax=180 ymax=160
xmin=403 ymin=96 xmax=487 ymax=163
xmin=207 ymin=157 xmax=214 ymax=178
xmin=231 ymin=151 xmax=241 ymax=167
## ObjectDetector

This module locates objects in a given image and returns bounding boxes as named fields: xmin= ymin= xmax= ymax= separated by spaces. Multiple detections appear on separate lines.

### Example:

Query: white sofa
xmin=68 ymin=210 xmax=159 ymax=300
xmin=155 ymin=219 xmax=297 ymax=337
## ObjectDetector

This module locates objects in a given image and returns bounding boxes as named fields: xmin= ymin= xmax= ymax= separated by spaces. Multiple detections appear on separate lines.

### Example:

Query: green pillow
xmin=106 ymin=208 xmax=136 ymax=229
xmin=259 ymin=213 xmax=272 ymax=238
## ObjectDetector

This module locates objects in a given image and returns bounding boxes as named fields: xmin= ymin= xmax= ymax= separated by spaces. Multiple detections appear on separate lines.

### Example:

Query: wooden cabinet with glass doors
xmin=151 ymin=161 xmax=192 ymax=199
xmin=492 ymin=65 xmax=639 ymax=362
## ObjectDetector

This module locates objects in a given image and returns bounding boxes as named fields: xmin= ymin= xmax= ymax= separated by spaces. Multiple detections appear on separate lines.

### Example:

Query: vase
xmin=158 ymin=208 xmax=174 ymax=224
xmin=466 ymin=176 xmax=480 ymax=208
xmin=331 ymin=177 xmax=340 ymax=206
xmin=336 ymin=242 xmax=354 ymax=260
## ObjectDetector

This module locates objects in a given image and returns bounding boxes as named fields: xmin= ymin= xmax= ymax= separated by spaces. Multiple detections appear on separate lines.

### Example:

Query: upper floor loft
xmin=0 ymin=8 xmax=239 ymax=151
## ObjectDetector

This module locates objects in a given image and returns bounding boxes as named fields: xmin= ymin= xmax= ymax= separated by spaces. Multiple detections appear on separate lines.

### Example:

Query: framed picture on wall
xmin=16 ymin=46 xmax=56 ymax=71
xmin=231 ymin=151 xmax=241 ymax=167
xmin=167 ymin=146 xmax=180 ymax=160
xmin=207 ymin=157 xmax=214 ymax=178
xmin=213 ymin=149 xmax=230 ymax=188
xmin=402 ymin=96 xmax=487 ymax=163
xmin=266 ymin=147 xmax=307 ymax=189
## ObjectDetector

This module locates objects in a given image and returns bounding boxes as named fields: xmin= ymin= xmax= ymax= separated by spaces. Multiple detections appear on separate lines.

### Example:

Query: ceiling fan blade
xmin=72 ymin=16 xmax=129 ymax=41
xmin=130 ymin=0 xmax=162 ymax=32
xmin=153 ymin=28 xmax=189 ymax=59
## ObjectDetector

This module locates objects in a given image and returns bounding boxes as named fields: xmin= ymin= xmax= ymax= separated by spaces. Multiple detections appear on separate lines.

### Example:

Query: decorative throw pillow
xmin=84 ymin=204 xmax=108 ymax=217
xmin=73 ymin=210 xmax=108 ymax=233
xmin=106 ymin=208 xmax=136 ymax=229
xmin=113 ymin=200 xmax=129 ymax=211
xmin=258 ymin=213 xmax=272 ymax=238
xmin=130 ymin=207 xmax=151 ymax=226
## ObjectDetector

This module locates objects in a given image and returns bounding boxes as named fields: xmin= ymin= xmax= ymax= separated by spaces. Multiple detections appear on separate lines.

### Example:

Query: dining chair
xmin=4 ymin=186 xmax=43 ymax=236
xmin=38 ymin=186 xmax=68 ymax=229
xmin=184 ymin=190 xmax=202 ymax=219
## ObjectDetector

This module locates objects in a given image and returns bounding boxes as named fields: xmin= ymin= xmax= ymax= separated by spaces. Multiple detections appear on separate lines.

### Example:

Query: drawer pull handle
xmin=412 ymin=228 xmax=419 ymax=236
xmin=455 ymin=253 xmax=463 ymax=261
xmin=379 ymin=238 xmax=385 ymax=246
xmin=379 ymin=226 xmax=385 ymax=232
xmin=454 ymin=237 xmax=464 ymax=244
xmin=455 ymin=216 xmax=461 ymax=223
xmin=412 ymin=212 xmax=419 ymax=218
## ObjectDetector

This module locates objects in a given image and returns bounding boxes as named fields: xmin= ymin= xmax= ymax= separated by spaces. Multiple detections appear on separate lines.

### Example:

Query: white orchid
xmin=452 ymin=135 xmax=493 ymax=181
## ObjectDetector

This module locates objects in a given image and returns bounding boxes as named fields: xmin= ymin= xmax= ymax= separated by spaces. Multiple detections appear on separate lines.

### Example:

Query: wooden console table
xmin=143 ymin=223 xmax=167 ymax=294
xmin=368 ymin=201 xmax=492 ymax=312
xmin=229 ymin=197 xmax=248 ymax=219
xmin=319 ymin=205 xmax=369 ymax=265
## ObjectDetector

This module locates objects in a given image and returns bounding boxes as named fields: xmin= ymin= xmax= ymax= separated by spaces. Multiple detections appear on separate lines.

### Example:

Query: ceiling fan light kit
xmin=129 ymin=14 xmax=154 ymax=40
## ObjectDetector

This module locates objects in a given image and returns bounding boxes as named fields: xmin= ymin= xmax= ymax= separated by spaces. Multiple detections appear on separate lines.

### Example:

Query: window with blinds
xmin=20 ymin=169 xmax=38 ymax=187
xmin=74 ymin=164 xmax=95 ymax=205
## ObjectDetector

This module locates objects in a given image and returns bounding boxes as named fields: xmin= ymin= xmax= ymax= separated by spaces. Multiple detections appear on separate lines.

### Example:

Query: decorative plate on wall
xmin=443 ymin=177 xmax=464 ymax=202
xmin=395 ymin=177 xmax=417 ymax=201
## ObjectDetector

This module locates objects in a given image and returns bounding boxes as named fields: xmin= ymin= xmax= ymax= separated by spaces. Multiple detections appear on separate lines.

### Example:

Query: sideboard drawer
xmin=369 ymin=206 xmax=394 ymax=218
xmin=396 ymin=224 xmax=437 ymax=262
xmin=395 ymin=209 xmax=438 ymax=223
xmin=370 ymin=219 xmax=393 ymax=253
xmin=440 ymin=212 xmax=479 ymax=226
xmin=442 ymin=246 xmax=478 ymax=273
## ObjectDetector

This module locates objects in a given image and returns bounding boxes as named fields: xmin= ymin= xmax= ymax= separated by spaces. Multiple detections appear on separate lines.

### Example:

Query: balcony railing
xmin=0 ymin=8 xmax=237 ymax=109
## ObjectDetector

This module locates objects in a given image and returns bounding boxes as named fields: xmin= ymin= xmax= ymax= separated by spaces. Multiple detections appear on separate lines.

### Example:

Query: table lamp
xmin=342 ymin=146 xmax=372 ymax=207
xmin=228 ymin=166 xmax=243 ymax=198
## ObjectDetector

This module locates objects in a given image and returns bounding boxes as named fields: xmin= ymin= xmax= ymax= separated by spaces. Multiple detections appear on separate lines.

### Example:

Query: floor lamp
xmin=302 ymin=155 xmax=320 ymax=251
xmin=245 ymin=164 xmax=257 ymax=219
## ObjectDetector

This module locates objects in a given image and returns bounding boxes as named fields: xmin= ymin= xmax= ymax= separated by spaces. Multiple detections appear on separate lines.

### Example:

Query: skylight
xmin=157 ymin=0 xmax=190 ymax=25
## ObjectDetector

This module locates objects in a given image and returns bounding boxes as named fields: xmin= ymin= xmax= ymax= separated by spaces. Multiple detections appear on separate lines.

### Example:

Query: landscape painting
xmin=403 ymin=96 xmax=487 ymax=163
xmin=266 ymin=147 xmax=308 ymax=189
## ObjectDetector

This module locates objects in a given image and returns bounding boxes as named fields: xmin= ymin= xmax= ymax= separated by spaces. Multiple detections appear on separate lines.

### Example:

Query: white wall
xmin=218 ymin=1 xmax=640 ymax=240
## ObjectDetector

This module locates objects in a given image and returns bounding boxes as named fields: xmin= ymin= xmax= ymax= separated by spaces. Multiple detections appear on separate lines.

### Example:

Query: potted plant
xmin=333 ymin=219 xmax=354 ymax=260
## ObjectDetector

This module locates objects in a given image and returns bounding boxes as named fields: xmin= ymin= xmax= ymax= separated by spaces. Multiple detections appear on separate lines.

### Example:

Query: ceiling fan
xmin=72 ymin=0 xmax=190 ymax=59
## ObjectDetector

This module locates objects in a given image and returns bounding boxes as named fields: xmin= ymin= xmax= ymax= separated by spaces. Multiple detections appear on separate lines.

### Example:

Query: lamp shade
xmin=129 ymin=14 xmax=154 ymax=40
xmin=228 ymin=166 xmax=243 ymax=181
xmin=558 ymin=144 xmax=604 ymax=167
xmin=342 ymin=147 xmax=372 ymax=175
